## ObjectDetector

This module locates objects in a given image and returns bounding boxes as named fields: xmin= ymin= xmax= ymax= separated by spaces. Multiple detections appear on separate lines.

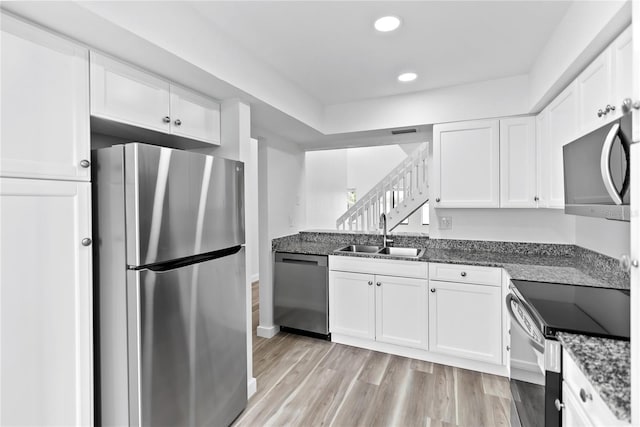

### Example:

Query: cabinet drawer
xmin=429 ymin=263 xmax=501 ymax=286
xmin=562 ymin=350 xmax=627 ymax=426
xmin=329 ymin=255 xmax=427 ymax=279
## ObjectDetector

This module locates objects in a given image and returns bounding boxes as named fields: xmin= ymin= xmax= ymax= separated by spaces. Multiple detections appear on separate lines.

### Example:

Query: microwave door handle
xmin=600 ymin=123 xmax=623 ymax=205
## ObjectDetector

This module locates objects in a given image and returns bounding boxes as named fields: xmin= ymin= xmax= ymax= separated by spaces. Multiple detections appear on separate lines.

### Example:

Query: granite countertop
xmin=272 ymin=231 xmax=631 ymax=421
xmin=557 ymin=332 xmax=630 ymax=422
xmin=272 ymin=232 xmax=628 ymax=289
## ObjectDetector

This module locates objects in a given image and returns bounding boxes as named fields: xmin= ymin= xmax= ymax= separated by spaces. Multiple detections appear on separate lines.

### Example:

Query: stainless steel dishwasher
xmin=274 ymin=252 xmax=329 ymax=339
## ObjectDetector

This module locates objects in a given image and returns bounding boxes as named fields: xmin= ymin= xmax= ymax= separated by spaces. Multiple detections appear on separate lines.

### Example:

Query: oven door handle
xmin=506 ymin=293 xmax=545 ymax=353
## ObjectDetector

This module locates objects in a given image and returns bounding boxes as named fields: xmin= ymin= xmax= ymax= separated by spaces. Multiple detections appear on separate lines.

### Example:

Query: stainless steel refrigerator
xmin=92 ymin=143 xmax=247 ymax=427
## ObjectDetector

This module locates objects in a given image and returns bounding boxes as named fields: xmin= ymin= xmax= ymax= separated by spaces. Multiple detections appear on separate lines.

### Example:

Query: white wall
xmin=305 ymin=150 xmax=347 ymax=229
xmin=257 ymin=133 xmax=306 ymax=338
xmin=575 ymin=216 xmax=630 ymax=258
xmin=346 ymin=144 xmax=415 ymax=195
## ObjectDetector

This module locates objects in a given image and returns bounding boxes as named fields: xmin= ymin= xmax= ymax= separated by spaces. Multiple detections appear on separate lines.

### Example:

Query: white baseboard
xmin=247 ymin=377 xmax=257 ymax=399
xmin=256 ymin=325 xmax=279 ymax=338
xmin=250 ymin=273 xmax=259 ymax=284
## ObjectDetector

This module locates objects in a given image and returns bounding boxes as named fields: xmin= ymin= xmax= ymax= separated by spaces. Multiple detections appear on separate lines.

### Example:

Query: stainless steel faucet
xmin=379 ymin=213 xmax=394 ymax=247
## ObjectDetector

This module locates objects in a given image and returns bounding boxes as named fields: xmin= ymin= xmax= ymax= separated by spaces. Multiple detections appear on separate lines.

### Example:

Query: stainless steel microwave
xmin=563 ymin=114 xmax=631 ymax=221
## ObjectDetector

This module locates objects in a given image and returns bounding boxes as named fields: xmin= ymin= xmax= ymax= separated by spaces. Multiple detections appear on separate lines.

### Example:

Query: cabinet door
xmin=577 ymin=48 xmax=612 ymax=133
xmin=535 ymin=111 xmax=549 ymax=208
xmin=329 ymin=271 xmax=375 ymax=340
xmin=543 ymin=82 xmax=578 ymax=208
xmin=170 ymin=85 xmax=221 ymax=145
xmin=433 ymin=119 xmax=500 ymax=208
xmin=428 ymin=280 xmax=502 ymax=365
xmin=499 ymin=117 xmax=537 ymax=208
xmin=375 ymin=275 xmax=428 ymax=349
xmin=612 ymin=26 xmax=632 ymax=122
xmin=0 ymin=178 xmax=93 ymax=426
xmin=90 ymin=52 xmax=171 ymax=133
xmin=562 ymin=382 xmax=595 ymax=427
xmin=1 ymin=14 xmax=90 ymax=181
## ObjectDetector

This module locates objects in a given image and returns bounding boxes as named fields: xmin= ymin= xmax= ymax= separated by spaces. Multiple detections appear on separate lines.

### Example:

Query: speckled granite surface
xmin=557 ymin=332 xmax=630 ymax=422
xmin=272 ymin=231 xmax=629 ymax=289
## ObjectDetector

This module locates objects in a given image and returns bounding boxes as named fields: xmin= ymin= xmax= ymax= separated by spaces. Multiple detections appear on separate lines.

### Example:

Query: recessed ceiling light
xmin=374 ymin=16 xmax=401 ymax=32
xmin=398 ymin=72 xmax=417 ymax=82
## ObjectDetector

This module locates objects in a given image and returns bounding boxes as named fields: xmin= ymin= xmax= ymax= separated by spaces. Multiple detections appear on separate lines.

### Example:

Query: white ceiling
xmin=191 ymin=1 xmax=572 ymax=106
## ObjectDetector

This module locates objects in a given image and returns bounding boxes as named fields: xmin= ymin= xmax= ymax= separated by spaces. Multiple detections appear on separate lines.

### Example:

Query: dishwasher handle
xmin=275 ymin=252 xmax=328 ymax=267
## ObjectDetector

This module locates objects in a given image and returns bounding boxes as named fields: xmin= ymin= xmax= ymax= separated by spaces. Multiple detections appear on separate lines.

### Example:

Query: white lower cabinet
xmin=428 ymin=263 xmax=503 ymax=365
xmin=428 ymin=280 xmax=502 ymax=364
xmin=0 ymin=178 xmax=93 ymax=426
xmin=561 ymin=349 xmax=629 ymax=426
xmin=329 ymin=270 xmax=428 ymax=349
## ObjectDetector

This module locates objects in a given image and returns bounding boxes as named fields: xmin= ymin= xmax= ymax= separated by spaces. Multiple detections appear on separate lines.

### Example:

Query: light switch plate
xmin=439 ymin=216 xmax=452 ymax=230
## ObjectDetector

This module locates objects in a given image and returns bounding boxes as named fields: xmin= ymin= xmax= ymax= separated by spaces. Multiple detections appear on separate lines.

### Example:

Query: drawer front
xmin=429 ymin=263 xmax=501 ymax=286
xmin=562 ymin=350 xmax=628 ymax=426
xmin=329 ymin=255 xmax=428 ymax=279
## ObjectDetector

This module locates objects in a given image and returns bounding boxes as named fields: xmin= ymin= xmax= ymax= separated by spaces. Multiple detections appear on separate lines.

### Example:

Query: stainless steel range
xmin=507 ymin=280 xmax=630 ymax=427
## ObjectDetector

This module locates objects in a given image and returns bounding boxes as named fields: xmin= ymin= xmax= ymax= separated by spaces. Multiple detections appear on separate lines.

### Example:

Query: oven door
xmin=506 ymin=289 xmax=550 ymax=427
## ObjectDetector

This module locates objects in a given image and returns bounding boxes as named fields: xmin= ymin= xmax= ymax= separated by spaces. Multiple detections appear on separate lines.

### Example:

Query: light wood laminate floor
xmin=236 ymin=283 xmax=513 ymax=427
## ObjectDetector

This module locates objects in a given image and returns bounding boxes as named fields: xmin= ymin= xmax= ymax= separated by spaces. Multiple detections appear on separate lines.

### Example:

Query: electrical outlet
xmin=439 ymin=216 xmax=452 ymax=230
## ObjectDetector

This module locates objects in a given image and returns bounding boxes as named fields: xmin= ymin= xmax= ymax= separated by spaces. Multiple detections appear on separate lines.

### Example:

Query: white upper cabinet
xmin=499 ymin=117 xmax=537 ymax=208
xmin=169 ymin=85 xmax=221 ymax=145
xmin=611 ymin=26 xmax=633 ymax=121
xmin=90 ymin=52 xmax=221 ymax=145
xmin=433 ymin=119 xmax=500 ymax=208
xmin=1 ymin=14 xmax=90 ymax=181
xmin=90 ymin=52 xmax=171 ymax=133
xmin=577 ymin=48 xmax=613 ymax=133
xmin=542 ymin=82 xmax=578 ymax=208
xmin=1 ymin=178 xmax=93 ymax=426
xmin=576 ymin=25 xmax=632 ymax=132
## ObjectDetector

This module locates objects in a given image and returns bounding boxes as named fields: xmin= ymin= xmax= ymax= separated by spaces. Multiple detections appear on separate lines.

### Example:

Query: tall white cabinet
xmin=0 ymin=13 xmax=93 ymax=426
xmin=1 ymin=179 xmax=93 ymax=426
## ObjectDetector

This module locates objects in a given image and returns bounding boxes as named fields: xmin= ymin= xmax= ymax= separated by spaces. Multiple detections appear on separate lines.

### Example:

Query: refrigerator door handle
xmin=141 ymin=245 xmax=243 ymax=272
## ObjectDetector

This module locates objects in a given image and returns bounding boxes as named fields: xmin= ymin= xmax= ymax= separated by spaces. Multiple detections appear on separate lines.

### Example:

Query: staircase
xmin=336 ymin=142 xmax=429 ymax=232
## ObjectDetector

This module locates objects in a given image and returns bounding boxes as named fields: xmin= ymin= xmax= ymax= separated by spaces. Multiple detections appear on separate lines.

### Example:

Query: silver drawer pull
xmin=376 ymin=282 xmax=382 ymax=287
xmin=460 ymin=271 xmax=467 ymax=277
xmin=368 ymin=281 xmax=373 ymax=286
xmin=579 ymin=388 xmax=593 ymax=403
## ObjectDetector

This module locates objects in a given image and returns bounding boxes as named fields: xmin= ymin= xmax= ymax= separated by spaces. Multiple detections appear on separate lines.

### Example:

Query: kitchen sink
xmin=377 ymin=247 xmax=425 ymax=258
xmin=335 ymin=245 xmax=425 ymax=259
xmin=335 ymin=245 xmax=382 ymax=253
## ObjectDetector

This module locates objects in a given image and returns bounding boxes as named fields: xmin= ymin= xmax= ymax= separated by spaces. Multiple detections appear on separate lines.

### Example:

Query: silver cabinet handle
xmin=430 ymin=288 xmax=436 ymax=293
xmin=579 ymin=388 xmax=593 ymax=402
xmin=376 ymin=282 xmax=382 ymax=287
xmin=534 ymin=196 xmax=539 ymax=202
xmin=597 ymin=109 xmax=605 ymax=117
xmin=368 ymin=281 xmax=373 ymax=286
xmin=435 ymin=197 xmax=441 ymax=202
xmin=605 ymin=104 xmax=615 ymax=113
xmin=79 ymin=159 xmax=91 ymax=168
xmin=633 ymin=259 xmax=640 ymax=268
xmin=554 ymin=399 xmax=564 ymax=411
xmin=163 ymin=116 xmax=171 ymax=123
xmin=174 ymin=119 xmax=182 ymax=126
xmin=600 ymin=123 xmax=623 ymax=204
xmin=81 ymin=238 xmax=92 ymax=246
xmin=460 ymin=271 xmax=467 ymax=277
xmin=506 ymin=345 xmax=510 ymax=351
xmin=621 ymin=98 xmax=640 ymax=114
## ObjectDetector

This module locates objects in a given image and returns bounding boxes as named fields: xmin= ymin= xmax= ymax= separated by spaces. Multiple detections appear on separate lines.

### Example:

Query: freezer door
xmin=124 ymin=143 xmax=244 ymax=266
xmin=127 ymin=247 xmax=247 ymax=427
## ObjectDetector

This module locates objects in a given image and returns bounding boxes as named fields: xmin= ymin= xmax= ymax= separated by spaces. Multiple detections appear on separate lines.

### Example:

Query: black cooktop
xmin=510 ymin=280 xmax=630 ymax=340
